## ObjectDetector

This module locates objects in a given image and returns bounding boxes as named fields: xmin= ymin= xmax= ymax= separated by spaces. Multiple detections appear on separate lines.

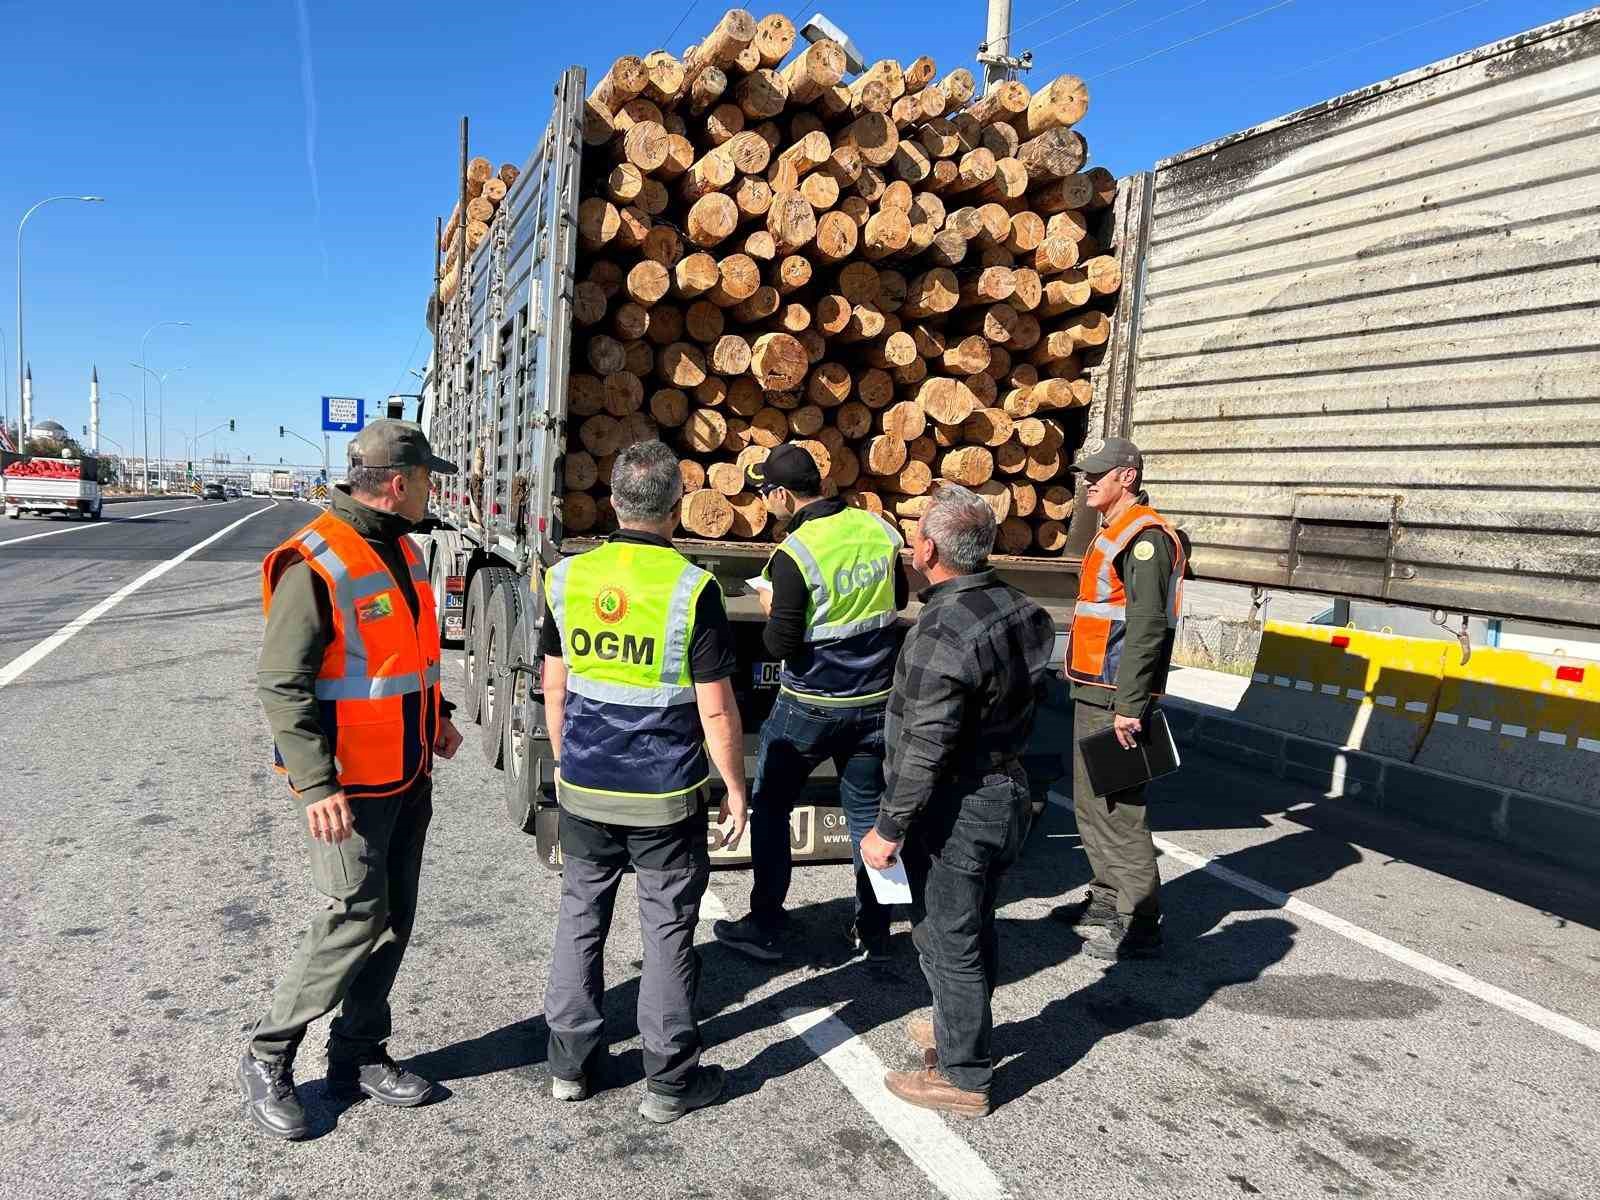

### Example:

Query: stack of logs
xmin=515 ymin=10 xmax=1122 ymax=554
xmin=439 ymin=157 xmax=522 ymax=303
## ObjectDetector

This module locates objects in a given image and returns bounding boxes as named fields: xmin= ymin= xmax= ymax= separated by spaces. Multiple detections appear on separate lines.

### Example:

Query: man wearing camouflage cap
xmin=1061 ymin=436 xmax=1186 ymax=960
xmin=240 ymin=420 xmax=464 ymax=1138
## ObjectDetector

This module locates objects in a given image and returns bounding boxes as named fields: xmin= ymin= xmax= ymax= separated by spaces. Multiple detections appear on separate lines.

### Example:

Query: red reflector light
xmin=1557 ymin=665 xmax=1585 ymax=683
xmin=492 ymin=503 xmax=502 ymax=515
xmin=1331 ymin=635 xmax=1351 ymax=649
xmin=445 ymin=576 xmax=465 ymax=593
xmin=539 ymin=517 xmax=547 ymax=532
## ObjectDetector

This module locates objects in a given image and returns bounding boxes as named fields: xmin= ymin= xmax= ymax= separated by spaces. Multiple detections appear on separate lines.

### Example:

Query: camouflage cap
xmin=347 ymin=419 xmax=457 ymax=474
xmin=1072 ymin=435 xmax=1142 ymax=474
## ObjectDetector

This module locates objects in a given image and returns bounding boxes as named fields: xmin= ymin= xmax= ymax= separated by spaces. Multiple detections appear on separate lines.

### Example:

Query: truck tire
xmin=479 ymin=567 xmax=524 ymax=766
xmin=428 ymin=545 xmax=458 ymax=647
xmin=459 ymin=571 xmax=491 ymax=725
xmin=88 ymin=501 xmax=103 ymax=521
xmin=503 ymin=606 xmax=551 ymax=834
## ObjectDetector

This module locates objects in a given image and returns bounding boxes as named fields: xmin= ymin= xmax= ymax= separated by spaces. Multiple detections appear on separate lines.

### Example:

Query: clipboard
xmin=1078 ymin=708 xmax=1181 ymax=796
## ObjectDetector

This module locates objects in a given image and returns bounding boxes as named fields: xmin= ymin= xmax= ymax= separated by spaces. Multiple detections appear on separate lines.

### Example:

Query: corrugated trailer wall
xmin=1119 ymin=10 xmax=1600 ymax=628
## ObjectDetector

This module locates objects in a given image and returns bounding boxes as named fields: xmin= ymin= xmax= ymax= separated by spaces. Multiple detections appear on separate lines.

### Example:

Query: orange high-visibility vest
xmin=1066 ymin=503 xmax=1186 ymax=691
xmin=262 ymin=511 xmax=442 ymax=798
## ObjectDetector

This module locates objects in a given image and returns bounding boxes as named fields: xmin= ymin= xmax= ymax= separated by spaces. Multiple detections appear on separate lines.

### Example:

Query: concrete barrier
xmin=1415 ymin=646 xmax=1600 ymax=813
xmin=1234 ymin=621 xmax=1446 ymax=760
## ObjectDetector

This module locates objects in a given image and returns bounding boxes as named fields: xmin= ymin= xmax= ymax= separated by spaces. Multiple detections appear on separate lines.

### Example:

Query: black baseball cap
xmin=745 ymin=443 xmax=822 ymax=496
xmin=1072 ymin=435 xmax=1142 ymax=474
xmin=347 ymin=419 xmax=457 ymax=474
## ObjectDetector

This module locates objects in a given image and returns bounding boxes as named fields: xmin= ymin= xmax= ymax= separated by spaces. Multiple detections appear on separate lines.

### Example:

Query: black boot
xmin=328 ymin=1050 xmax=438 ymax=1107
xmin=1054 ymin=891 xmax=1118 ymax=930
xmin=237 ymin=1051 xmax=310 ymax=1141
xmin=1086 ymin=915 xmax=1163 ymax=961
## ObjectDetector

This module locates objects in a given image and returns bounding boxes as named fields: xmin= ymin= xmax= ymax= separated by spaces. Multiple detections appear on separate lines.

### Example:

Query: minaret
xmin=89 ymin=365 xmax=101 ymax=453
xmin=20 ymin=363 xmax=32 ymax=444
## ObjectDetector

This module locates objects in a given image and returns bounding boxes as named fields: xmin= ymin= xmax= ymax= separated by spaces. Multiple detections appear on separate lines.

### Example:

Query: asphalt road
xmin=1 ymin=498 xmax=1597 ymax=1199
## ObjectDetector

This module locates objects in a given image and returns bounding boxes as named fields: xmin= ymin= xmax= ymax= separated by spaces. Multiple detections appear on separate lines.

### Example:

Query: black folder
xmin=1078 ymin=708 xmax=1182 ymax=796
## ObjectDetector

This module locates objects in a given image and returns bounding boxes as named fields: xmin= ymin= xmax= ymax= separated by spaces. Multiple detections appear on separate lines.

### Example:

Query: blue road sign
xmin=321 ymin=395 xmax=365 ymax=433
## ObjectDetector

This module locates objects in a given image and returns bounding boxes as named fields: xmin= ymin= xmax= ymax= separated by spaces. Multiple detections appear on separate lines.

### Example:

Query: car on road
xmin=201 ymin=482 xmax=226 ymax=501
xmin=224 ymin=484 xmax=241 ymax=499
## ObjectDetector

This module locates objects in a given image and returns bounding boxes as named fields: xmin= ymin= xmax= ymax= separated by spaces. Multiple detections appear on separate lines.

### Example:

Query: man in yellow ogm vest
xmin=540 ymin=440 xmax=748 ymax=1124
xmin=712 ymin=444 xmax=909 ymax=964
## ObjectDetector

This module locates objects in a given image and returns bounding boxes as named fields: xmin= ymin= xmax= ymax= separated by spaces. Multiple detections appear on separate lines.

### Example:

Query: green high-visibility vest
xmin=545 ymin=539 xmax=715 ymax=825
xmin=765 ymin=506 xmax=903 ymax=706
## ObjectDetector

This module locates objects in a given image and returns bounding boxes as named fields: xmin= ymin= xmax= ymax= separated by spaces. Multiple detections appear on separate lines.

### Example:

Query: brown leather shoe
xmin=905 ymin=1015 xmax=935 ymax=1053
xmin=884 ymin=1068 xmax=991 ymax=1119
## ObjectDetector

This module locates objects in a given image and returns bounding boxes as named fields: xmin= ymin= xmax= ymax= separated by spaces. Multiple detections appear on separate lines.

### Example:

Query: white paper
xmin=866 ymin=857 xmax=913 ymax=905
xmin=745 ymin=576 xmax=773 ymax=594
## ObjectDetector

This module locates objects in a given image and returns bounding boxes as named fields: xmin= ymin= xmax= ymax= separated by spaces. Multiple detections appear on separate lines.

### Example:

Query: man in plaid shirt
xmin=862 ymin=485 xmax=1055 ymax=1118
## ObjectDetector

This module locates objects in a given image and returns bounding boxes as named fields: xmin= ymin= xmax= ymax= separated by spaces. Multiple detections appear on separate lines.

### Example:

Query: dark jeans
xmin=1072 ymin=701 xmax=1161 ymax=920
xmin=748 ymin=693 xmax=889 ymax=939
xmin=544 ymin=806 xmax=710 ymax=1096
xmin=251 ymin=778 xmax=433 ymax=1063
xmin=903 ymin=766 xmax=1031 ymax=1094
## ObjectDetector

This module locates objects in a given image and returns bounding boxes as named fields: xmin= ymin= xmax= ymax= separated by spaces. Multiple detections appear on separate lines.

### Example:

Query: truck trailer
xmin=414 ymin=11 xmax=1600 ymax=867
xmin=1 ymin=451 xmax=104 ymax=520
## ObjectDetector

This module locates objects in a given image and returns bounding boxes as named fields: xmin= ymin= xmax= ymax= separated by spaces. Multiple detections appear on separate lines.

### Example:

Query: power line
xmin=661 ymin=0 xmax=704 ymax=51
xmin=1033 ymin=0 xmax=1154 ymax=51
xmin=1090 ymin=0 xmax=1297 ymax=79
xmin=388 ymin=326 xmax=427 ymax=400
xmin=1267 ymin=0 xmax=1493 ymax=80
xmin=1063 ymin=0 xmax=1217 ymax=59
xmin=1011 ymin=1 xmax=1091 ymax=40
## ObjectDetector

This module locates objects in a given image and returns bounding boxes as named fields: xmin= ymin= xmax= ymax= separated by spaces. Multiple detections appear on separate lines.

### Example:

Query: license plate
xmin=752 ymin=661 xmax=780 ymax=689
xmin=445 ymin=593 xmax=464 ymax=609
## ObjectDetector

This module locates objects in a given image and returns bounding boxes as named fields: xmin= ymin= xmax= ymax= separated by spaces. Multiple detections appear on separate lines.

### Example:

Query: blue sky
xmin=3 ymin=0 xmax=1582 ymax=468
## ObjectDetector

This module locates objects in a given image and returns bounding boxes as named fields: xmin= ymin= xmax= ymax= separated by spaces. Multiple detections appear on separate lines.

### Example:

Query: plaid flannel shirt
xmin=877 ymin=569 xmax=1056 ymax=842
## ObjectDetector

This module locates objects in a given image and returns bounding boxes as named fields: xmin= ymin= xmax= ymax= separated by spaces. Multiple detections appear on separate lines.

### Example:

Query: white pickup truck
xmin=1 ymin=454 xmax=104 ymax=521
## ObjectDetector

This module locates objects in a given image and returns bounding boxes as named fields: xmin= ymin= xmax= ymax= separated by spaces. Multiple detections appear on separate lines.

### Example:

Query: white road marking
xmin=1152 ymin=835 xmax=1600 ymax=1057
xmin=0 ymin=502 xmax=199 ymax=546
xmin=698 ymin=888 xmax=1009 ymax=1200
xmin=0 ymin=502 xmax=276 ymax=690
xmin=783 ymin=1006 xmax=1010 ymax=1200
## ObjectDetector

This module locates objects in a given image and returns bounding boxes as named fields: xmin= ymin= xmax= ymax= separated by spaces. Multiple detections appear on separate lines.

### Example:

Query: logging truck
xmin=414 ymin=10 xmax=1599 ymax=867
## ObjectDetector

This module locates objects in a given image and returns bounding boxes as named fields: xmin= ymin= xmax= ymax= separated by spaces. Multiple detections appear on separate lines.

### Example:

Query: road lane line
xmin=696 ymin=890 xmax=1009 ymax=1200
xmin=1152 ymin=835 xmax=1600 ymax=1057
xmin=0 ymin=502 xmax=202 ymax=546
xmin=0 ymin=502 xmax=276 ymax=690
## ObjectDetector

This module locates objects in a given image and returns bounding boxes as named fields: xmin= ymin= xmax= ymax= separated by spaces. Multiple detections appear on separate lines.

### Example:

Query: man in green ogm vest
xmin=712 ymin=444 xmax=910 ymax=964
xmin=539 ymin=440 xmax=749 ymax=1124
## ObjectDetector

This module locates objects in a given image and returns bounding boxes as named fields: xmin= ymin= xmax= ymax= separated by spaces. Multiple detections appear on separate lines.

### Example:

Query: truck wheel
xmin=89 ymin=501 xmax=103 ymax=521
xmin=479 ymin=567 xmax=523 ymax=767
xmin=459 ymin=571 xmax=490 ymax=725
xmin=428 ymin=545 xmax=459 ymax=648
xmin=503 ymin=606 xmax=550 ymax=834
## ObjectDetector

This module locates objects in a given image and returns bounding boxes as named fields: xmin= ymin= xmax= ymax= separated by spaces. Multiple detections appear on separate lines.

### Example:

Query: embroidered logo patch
xmin=357 ymin=594 xmax=395 ymax=622
xmin=1080 ymin=437 xmax=1106 ymax=456
xmin=593 ymin=585 xmax=629 ymax=625
xmin=1133 ymin=540 xmax=1156 ymax=561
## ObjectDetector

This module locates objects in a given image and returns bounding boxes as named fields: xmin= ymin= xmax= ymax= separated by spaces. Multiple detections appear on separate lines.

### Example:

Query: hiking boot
xmin=713 ymin=915 xmax=782 ymax=963
xmin=237 ymin=1051 xmax=310 ymax=1141
xmin=848 ymin=922 xmax=892 ymax=962
xmin=1086 ymin=916 xmax=1164 ymax=961
xmin=1054 ymin=891 xmax=1118 ymax=930
xmin=551 ymin=1074 xmax=588 ymax=1102
xmin=327 ymin=1051 xmax=438 ymax=1107
xmin=884 ymin=1068 xmax=990 ymax=1119
xmin=905 ymin=1015 xmax=935 ymax=1053
xmin=637 ymin=1065 xmax=727 ymax=1125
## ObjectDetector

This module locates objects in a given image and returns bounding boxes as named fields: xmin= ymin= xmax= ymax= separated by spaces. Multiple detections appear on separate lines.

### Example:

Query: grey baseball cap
xmin=1072 ymin=435 xmax=1143 ymax=474
xmin=347 ymin=419 xmax=457 ymax=474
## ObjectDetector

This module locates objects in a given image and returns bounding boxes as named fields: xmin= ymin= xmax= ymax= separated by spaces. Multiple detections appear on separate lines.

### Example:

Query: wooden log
xmin=1012 ymin=417 xmax=1047 ymax=447
xmin=590 ymin=55 xmax=648 ymax=115
xmin=966 ymin=370 xmax=998 ymax=406
xmin=706 ymin=253 xmax=760 ymax=307
xmin=996 ymin=516 xmax=1032 ymax=554
xmin=866 ymin=330 xmax=917 ymax=369
xmin=721 ymin=377 xmax=761 ymax=417
xmin=649 ymin=388 xmax=690 ymax=427
xmin=942 ymin=148 xmax=997 ymax=194
xmin=467 ymin=156 xmax=494 ymax=185
xmin=750 ymin=333 xmax=808 ymax=390
xmin=881 ymin=400 xmax=926 ymax=442
xmin=623 ymin=339 xmax=655 ymax=376
xmin=864 ymin=435 xmax=907 ymax=475
xmin=587 ymin=334 xmax=627 ymax=375
xmin=641 ymin=226 xmax=683 ymax=269
xmin=828 ymin=445 xmax=861 ymax=489
xmin=1008 ymin=482 xmax=1037 ymax=518
xmin=941 ymin=334 xmax=992 ymax=374
xmin=845 ymin=488 xmax=886 ymax=517
xmin=766 ymin=129 xmax=832 ymax=191
xmin=978 ymin=157 xmax=1029 ymax=202
xmin=974 ymin=480 xmax=1012 ymax=524
xmin=733 ymin=179 xmax=774 ymax=226
xmin=752 ymin=12 xmax=796 ymax=66
xmin=656 ymin=134 xmax=696 ymax=180
xmin=1061 ymin=309 xmax=1110 ymax=349
xmin=779 ymin=38 xmax=847 ymax=104
xmin=1031 ymin=173 xmax=1094 ymax=214
xmin=748 ymin=407 xmax=789 ymax=446
xmin=918 ymin=118 xmax=962 ymax=159
xmin=962 ymin=406 xmax=1015 ymax=447
xmin=727 ymin=491 xmax=768 ymax=537
xmin=765 ymin=190 xmax=816 ymax=256
xmin=812 ymin=210 xmax=858 ymax=263
xmin=1017 ymin=74 xmax=1090 ymax=139
xmin=890 ymin=139 xmax=931 ymax=185
xmin=1035 ymin=519 xmax=1069 ymax=553
xmin=834 ymin=400 xmax=873 ymax=439
xmin=695 ymin=376 xmax=728 ymax=409
xmin=915 ymin=376 xmax=978 ymax=426
xmin=619 ymin=121 xmax=671 ymax=172
xmin=1084 ymin=166 xmax=1117 ymax=209
xmin=707 ymin=461 xmax=746 ymax=496
xmin=787 ymin=404 xmax=825 ymax=437
xmin=615 ymin=98 xmax=665 ymax=134
xmin=613 ymin=205 xmax=652 ymax=250
xmin=854 ymin=166 xmax=887 ymax=204
xmin=1040 ymin=484 xmax=1073 ymax=521
xmin=824 ymin=145 xmax=865 ymax=190
xmin=673 ymin=252 xmax=721 ymax=298
xmin=563 ymin=491 xmax=598 ymax=534
xmin=683 ymin=8 xmax=759 ymax=83
xmin=774 ymin=254 xmax=812 ymax=293
xmin=836 ymin=302 xmax=886 ymax=344
xmin=900 ymin=268 xmax=960 ymax=318
xmin=968 ymin=80 xmax=1029 ymax=126
xmin=640 ymin=50 xmax=686 ymax=106
xmin=688 ymin=66 xmax=729 ymax=115
xmin=957 ymin=266 xmax=1016 ymax=310
xmin=895 ymin=495 xmax=934 ymax=520
xmin=903 ymin=434 xmax=934 ymax=465
xmin=1004 ymin=211 xmax=1046 ymax=256
xmin=980 ymin=122 xmax=1020 ymax=160
xmin=938 ymin=66 xmax=975 ymax=108
xmin=706 ymin=103 xmax=745 ymax=145
xmin=709 ymin=333 xmax=753 ymax=376
xmin=850 ymin=58 xmax=906 ymax=105
xmin=659 ymin=341 xmax=708 ymax=388
xmin=1038 ymin=271 xmax=1091 ymax=316
xmin=682 ymin=407 xmax=729 ymax=455
xmin=793 ymin=439 xmax=832 ymax=479
xmin=861 ymin=208 xmax=911 ymax=261
xmin=1025 ymin=438 xmax=1063 ymax=483
xmin=686 ymin=193 xmax=739 ymax=247
xmin=849 ymin=78 xmax=893 ymax=117
xmin=584 ymin=98 xmax=615 ymax=147
xmin=838 ymin=113 xmax=899 ymax=167
xmin=734 ymin=69 xmax=789 ymax=120
xmin=680 ymin=459 xmax=708 ymax=492
xmin=775 ymin=301 xmax=811 ymax=333
xmin=574 ymin=281 xmax=609 ymax=327
xmin=725 ymin=130 xmax=772 ymax=177
xmin=1032 ymin=236 xmax=1080 ymax=275
xmin=1016 ymin=127 xmax=1087 ymax=181
xmin=800 ymin=170 xmax=841 ymax=211
xmin=858 ymin=367 xmax=895 ymax=409
xmin=579 ymin=414 xmax=625 ymax=456
xmin=807 ymin=361 xmax=852 ymax=408
xmin=481 ymin=176 xmax=509 ymax=204
xmin=1046 ymin=210 xmax=1089 ymax=242
xmin=626 ymin=260 xmax=671 ymax=307
xmin=994 ymin=438 xmax=1027 ymax=476
xmin=466 ymin=195 xmax=495 ymax=223
xmin=879 ymin=460 xmax=932 ymax=496
xmin=736 ymin=444 xmax=771 ymax=472
xmin=1084 ymin=255 xmax=1121 ymax=296
xmin=614 ymin=301 xmax=651 ymax=341
xmin=910 ymin=324 xmax=946 ymax=359
xmin=730 ymin=285 xmax=779 ymax=323
xmin=685 ymin=299 xmax=725 ymax=343
xmin=569 ymin=374 xmax=605 ymax=416
xmin=564 ymin=450 xmax=599 ymax=491
xmin=681 ymin=488 xmax=734 ymax=537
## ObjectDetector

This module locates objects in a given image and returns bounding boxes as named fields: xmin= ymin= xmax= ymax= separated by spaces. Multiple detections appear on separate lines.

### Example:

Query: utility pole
xmin=89 ymin=365 xmax=100 ymax=453
xmin=21 ymin=363 xmax=32 ymax=445
xmin=977 ymin=0 xmax=1032 ymax=94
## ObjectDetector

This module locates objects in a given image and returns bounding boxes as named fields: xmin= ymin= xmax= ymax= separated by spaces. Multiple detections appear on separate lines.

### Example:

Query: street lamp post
xmin=137 ymin=321 xmax=190 ymax=492
xmin=279 ymin=425 xmax=326 ymax=492
xmin=129 ymin=362 xmax=185 ymax=491
xmin=108 ymin=391 xmax=137 ymax=477
xmin=17 ymin=196 xmax=106 ymax=436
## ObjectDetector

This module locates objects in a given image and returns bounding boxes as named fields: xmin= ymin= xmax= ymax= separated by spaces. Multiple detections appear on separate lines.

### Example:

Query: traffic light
xmin=278 ymin=425 xmax=285 ymax=438
xmin=229 ymin=419 xmax=236 ymax=432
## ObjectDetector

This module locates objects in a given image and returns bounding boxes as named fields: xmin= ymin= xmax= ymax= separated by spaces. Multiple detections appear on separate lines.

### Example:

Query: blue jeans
xmin=903 ymin=766 xmax=1031 ymax=1094
xmin=748 ymin=693 xmax=889 ymax=939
